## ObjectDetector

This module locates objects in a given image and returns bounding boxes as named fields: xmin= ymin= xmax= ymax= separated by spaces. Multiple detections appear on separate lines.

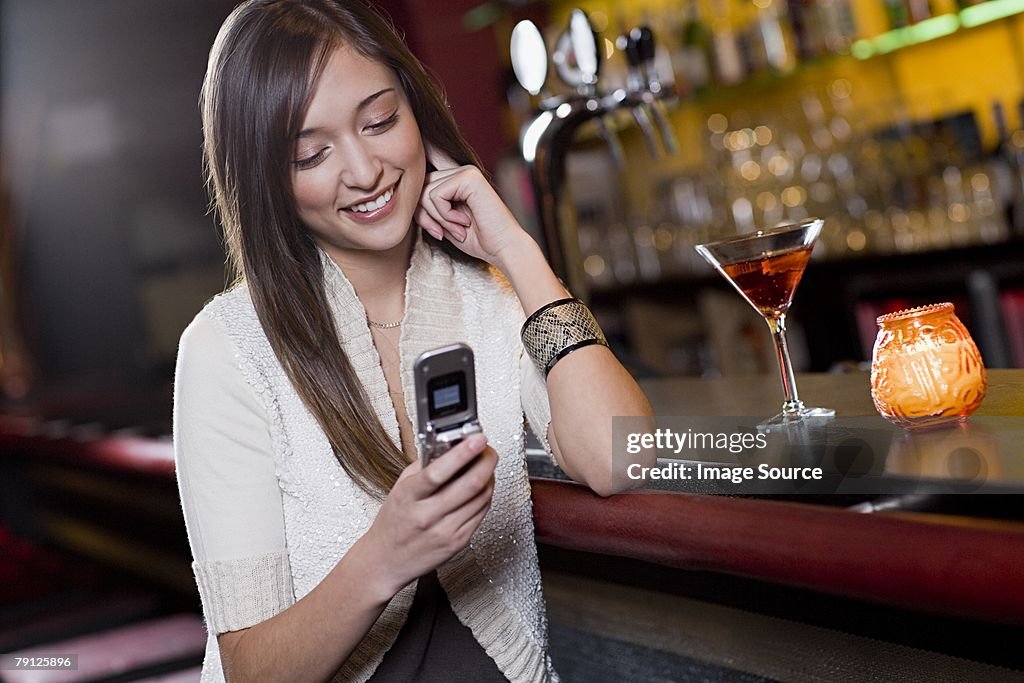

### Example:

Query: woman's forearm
xmin=495 ymin=235 xmax=656 ymax=496
xmin=218 ymin=535 xmax=393 ymax=682
xmin=545 ymin=349 xmax=655 ymax=495
xmin=493 ymin=235 xmax=569 ymax=316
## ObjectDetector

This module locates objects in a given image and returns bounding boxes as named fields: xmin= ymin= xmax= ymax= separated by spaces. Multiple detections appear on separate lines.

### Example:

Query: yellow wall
xmin=547 ymin=0 xmax=1024 ymax=190
xmin=885 ymin=18 xmax=1023 ymax=141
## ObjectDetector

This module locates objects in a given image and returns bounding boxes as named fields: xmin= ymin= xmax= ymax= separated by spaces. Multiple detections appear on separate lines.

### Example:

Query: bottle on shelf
xmin=676 ymin=0 xmax=712 ymax=93
xmin=989 ymin=100 xmax=1024 ymax=237
xmin=647 ymin=13 xmax=679 ymax=94
xmin=905 ymin=0 xmax=934 ymax=24
xmin=788 ymin=0 xmax=826 ymax=59
xmin=752 ymin=0 xmax=799 ymax=74
xmin=817 ymin=0 xmax=858 ymax=52
xmin=883 ymin=0 xmax=911 ymax=29
xmin=710 ymin=0 xmax=746 ymax=85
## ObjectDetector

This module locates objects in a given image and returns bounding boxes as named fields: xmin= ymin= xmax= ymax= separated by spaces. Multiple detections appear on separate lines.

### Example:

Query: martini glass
xmin=696 ymin=219 xmax=835 ymax=429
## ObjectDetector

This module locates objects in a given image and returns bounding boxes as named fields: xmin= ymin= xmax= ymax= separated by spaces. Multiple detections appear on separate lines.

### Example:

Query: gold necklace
xmin=367 ymin=317 xmax=402 ymax=329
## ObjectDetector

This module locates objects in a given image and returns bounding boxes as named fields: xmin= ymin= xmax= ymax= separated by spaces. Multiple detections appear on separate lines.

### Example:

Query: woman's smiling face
xmin=291 ymin=44 xmax=425 ymax=259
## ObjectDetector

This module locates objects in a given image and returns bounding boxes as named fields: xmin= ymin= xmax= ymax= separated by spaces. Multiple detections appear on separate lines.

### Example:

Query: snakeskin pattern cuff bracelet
xmin=521 ymin=298 xmax=609 ymax=377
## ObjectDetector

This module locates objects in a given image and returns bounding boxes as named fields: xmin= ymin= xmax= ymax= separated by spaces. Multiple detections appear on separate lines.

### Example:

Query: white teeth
xmin=349 ymin=187 xmax=394 ymax=213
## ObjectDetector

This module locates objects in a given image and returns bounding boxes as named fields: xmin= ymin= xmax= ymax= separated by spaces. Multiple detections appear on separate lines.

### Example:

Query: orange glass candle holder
xmin=870 ymin=303 xmax=987 ymax=430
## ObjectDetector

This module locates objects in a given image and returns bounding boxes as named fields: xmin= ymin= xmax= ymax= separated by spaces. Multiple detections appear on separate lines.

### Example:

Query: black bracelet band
xmin=544 ymin=338 xmax=608 ymax=377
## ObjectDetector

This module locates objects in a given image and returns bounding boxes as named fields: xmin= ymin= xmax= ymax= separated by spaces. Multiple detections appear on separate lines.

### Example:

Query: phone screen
xmin=427 ymin=371 xmax=468 ymax=418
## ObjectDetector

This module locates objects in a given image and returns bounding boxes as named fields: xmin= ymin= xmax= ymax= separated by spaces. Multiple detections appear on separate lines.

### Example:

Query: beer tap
xmin=511 ymin=10 xmax=679 ymax=297
xmin=617 ymin=29 xmax=661 ymax=159
xmin=553 ymin=13 xmax=626 ymax=170
xmin=633 ymin=25 xmax=679 ymax=156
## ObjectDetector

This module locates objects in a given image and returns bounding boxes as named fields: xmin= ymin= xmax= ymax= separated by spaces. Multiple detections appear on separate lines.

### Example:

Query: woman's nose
xmin=340 ymin=140 xmax=384 ymax=191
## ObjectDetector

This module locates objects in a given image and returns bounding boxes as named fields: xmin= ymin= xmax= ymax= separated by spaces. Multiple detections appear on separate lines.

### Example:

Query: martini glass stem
xmin=765 ymin=313 xmax=804 ymax=415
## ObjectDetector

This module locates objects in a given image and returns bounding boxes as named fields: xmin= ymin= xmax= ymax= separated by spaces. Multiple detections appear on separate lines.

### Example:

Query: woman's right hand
xmin=360 ymin=433 xmax=496 ymax=599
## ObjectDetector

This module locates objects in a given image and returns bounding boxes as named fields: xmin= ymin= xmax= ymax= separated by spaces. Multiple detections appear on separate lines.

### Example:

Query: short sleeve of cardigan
xmin=173 ymin=310 xmax=295 ymax=634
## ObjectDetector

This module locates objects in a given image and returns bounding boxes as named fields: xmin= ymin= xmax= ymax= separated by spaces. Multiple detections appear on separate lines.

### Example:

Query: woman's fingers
xmin=397 ymin=460 xmax=422 ymax=481
xmin=437 ymin=459 xmax=495 ymax=540
xmin=425 ymin=168 xmax=478 ymax=219
xmin=420 ymin=204 xmax=468 ymax=242
xmin=451 ymin=483 xmax=494 ymax=540
xmin=431 ymin=446 xmax=497 ymax=511
xmin=411 ymin=433 xmax=488 ymax=497
xmin=418 ymin=157 xmax=525 ymax=265
xmin=422 ymin=174 xmax=472 ymax=223
xmin=426 ymin=144 xmax=459 ymax=172
xmin=424 ymin=166 xmax=462 ymax=182
xmin=415 ymin=199 xmax=462 ymax=242
xmin=419 ymin=173 xmax=473 ymax=241
xmin=415 ymin=208 xmax=445 ymax=240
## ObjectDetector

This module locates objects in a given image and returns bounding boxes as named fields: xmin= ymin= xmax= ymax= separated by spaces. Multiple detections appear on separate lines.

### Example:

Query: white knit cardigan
xmin=175 ymin=235 xmax=560 ymax=682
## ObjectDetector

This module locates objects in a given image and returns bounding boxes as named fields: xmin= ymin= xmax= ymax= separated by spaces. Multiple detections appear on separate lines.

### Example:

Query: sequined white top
xmin=173 ymin=235 xmax=559 ymax=682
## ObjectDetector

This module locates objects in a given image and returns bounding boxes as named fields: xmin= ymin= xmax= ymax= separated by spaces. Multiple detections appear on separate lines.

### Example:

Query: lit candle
xmin=871 ymin=303 xmax=986 ymax=430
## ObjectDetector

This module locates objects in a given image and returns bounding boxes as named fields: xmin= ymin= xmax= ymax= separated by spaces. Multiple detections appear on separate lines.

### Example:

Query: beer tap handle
xmin=635 ymin=25 xmax=679 ymax=156
xmin=651 ymin=102 xmax=679 ymax=156
xmin=631 ymin=99 xmax=662 ymax=159
xmin=568 ymin=9 xmax=600 ymax=89
xmin=634 ymin=25 xmax=656 ymax=87
xmin=651 ymin=103 xmax=679 ymax=155
xmin=510 ymin=20 xmax=548 ymax=98
xmin=594 ymin=116 xmax=626 ymax=169
xmin=619 ymin=28 xmax=661 ymax=158
xmin=618 ymin=28 xmax=644 ymax=92
xmin=564 ymin=10 xmax=624 ymax=168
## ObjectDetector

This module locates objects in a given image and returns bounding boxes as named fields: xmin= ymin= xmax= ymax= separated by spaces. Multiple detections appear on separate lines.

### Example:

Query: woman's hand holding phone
xmin=360 ymin=433 xmax=496 ymax=601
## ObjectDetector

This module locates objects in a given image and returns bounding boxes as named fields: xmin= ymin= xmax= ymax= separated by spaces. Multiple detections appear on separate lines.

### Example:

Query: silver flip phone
xmin=413 ymin=343 xmax=482 ymax=467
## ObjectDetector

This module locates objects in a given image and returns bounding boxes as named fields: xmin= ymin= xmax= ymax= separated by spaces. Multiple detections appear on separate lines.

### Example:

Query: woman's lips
xmin=341 ymin=178 xmax=400 ymax=223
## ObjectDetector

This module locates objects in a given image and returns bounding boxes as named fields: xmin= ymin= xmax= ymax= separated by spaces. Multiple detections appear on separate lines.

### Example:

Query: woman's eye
xmin=366 ymin=112 xmax=399 ymax=133
xmin=293 ymin=148 xmax=327 ymax=170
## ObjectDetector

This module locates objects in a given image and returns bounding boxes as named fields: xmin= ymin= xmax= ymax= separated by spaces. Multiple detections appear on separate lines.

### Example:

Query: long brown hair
xmin=201 ymin=0 xmax=483 ymax=498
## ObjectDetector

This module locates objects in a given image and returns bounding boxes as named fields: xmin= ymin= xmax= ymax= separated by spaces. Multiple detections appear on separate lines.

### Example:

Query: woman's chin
xmin=342 ymin=223 xmax=416 ymax=256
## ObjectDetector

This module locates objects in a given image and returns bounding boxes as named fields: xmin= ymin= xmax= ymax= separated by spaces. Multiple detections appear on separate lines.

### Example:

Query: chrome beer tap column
xmin=511 ymin=9 xmax=678 ymax=298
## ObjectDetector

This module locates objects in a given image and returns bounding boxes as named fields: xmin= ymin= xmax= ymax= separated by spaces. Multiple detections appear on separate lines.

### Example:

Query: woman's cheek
xmin=396 ymin=118 xmax=425 ymax=177
xmin=292 ymin=169 xmax=336 ymax=218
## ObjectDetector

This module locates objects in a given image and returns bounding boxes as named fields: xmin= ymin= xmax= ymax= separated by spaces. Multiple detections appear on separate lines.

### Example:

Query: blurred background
xmin=2 ymin=0 xmax=1024 ymax=680
xmin=6 ymin=0 xmax=1024 ymax=393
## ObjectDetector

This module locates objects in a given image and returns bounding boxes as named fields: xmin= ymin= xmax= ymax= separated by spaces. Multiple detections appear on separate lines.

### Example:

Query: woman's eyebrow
xmin=297 ymin=88 xmax=396 ymax=139
xmin=356 ymin=87 xmax=395 ymax=111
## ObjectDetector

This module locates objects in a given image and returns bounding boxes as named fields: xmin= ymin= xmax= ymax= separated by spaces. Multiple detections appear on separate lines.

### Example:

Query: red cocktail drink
xmin=696 ymin=220 xmax=834 ymax=429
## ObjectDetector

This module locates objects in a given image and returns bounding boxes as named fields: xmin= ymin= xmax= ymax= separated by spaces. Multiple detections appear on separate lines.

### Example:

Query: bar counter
xmin=2 ymin=371 xmax=1023 ymax=628
xmin=528 ymin=369 xmax=1024 ymax=627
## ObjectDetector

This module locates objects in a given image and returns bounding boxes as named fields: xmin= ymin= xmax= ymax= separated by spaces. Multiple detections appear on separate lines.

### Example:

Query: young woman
xmin=174 ymin=1 xmax=654 ymax=681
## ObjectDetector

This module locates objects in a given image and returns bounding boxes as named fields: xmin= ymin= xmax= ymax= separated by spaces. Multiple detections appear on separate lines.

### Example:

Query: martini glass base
xmin=757 ymin=406 xmax=836 ymax=433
